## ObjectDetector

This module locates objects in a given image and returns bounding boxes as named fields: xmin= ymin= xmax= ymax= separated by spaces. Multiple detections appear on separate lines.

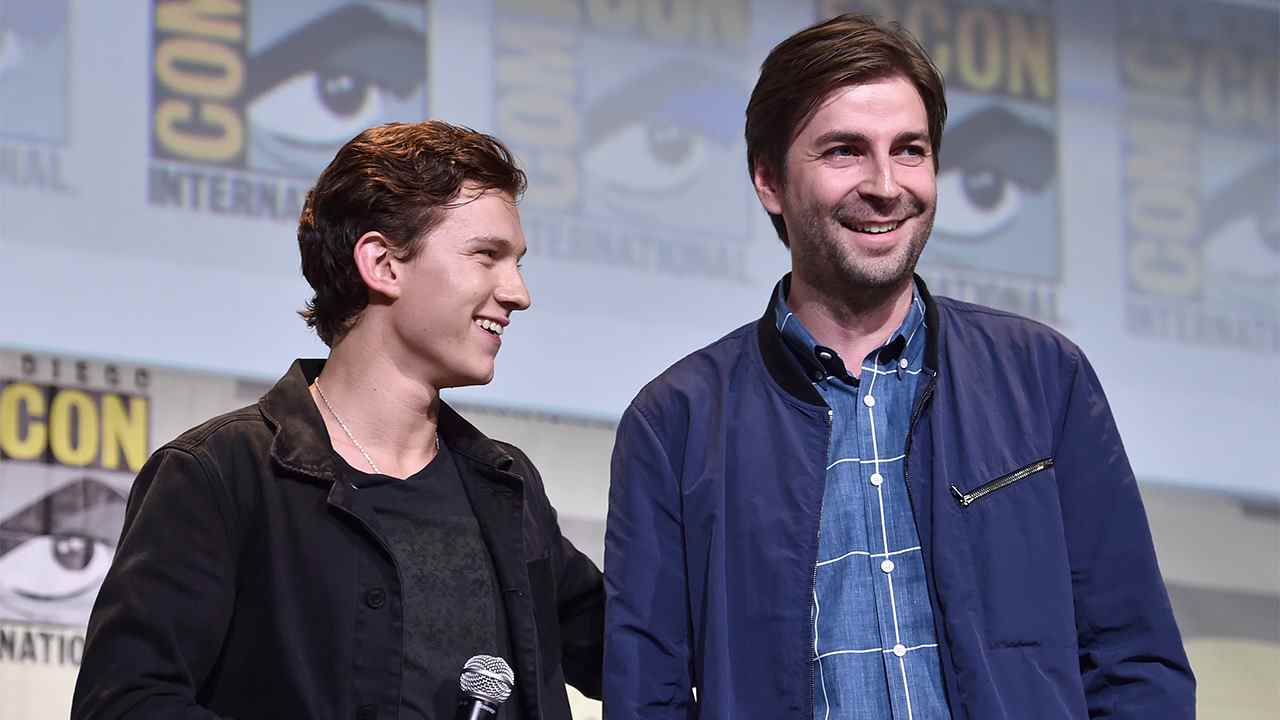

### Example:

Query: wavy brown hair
xmin=297 ymin=121 xmax=527 ymax=346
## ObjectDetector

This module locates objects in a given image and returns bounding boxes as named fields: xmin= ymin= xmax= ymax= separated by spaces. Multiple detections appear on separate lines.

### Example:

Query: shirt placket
xmin=855 ymin=354 xmax=913 ymax=719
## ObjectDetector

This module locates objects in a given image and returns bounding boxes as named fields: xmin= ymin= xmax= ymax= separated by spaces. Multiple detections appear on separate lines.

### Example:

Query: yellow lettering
xmin=496 ymin=26 xmax=576 ymax=96
xmin=101 ymin=395 xmax=149 ymax=473
xmin=524 ymin=154 xmax=579 ymax=209
xmin=48 ymin=390 xmax=98 ymax=467
xmin=1125 ymin=118 xmax=1198 ymax=240
xmin=1245 ymin=54 xmax=1278 ymax=128
xmin=497 ymin=0 xmax=580 ymax=22
xmin=955 ymin=8 xmax=1002 ymax=93
xmin=1200 ymin=48 xmax=1248 ymax=126
xmin=1124 ymin=118 xmax=1195 ymax=182
xmin=903 ymin=2 xmax=949 ymax=76
xmin=156 ymin=0 xmax=243 ymax=42
xmin=156 ymin=37 xmax=244 ymax=100
xmin=1006 ymin=13 xmax=1053 ymax=100
xmin=693 ymin=0 xmax=748 ymax=46
xmin=498 ymin=90 xmax=580 ymax=149
xmin=155 ymin=99 xmax=243 ymax=162
xmin=1122 ymin=40 xmax=1193 ymax=94
xmin=587 ymin=0 xmax=638 ymax=30
xmin=0 ymin=384 xmax=47 ymax=461
xmin=1129 ymin=239 xmax=1200 ymax=296
xmin=1129 ymin=185 xmax=1198 ymax=242
xmin=826 ymin=0 xmax=893 ymax=21
xmin=642 ymin=0 xmax=694 ymax=41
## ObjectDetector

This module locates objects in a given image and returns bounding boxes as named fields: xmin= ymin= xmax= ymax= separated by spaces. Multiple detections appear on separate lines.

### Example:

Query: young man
xmin=73 ymin=122 xmax=603 ymax=719
xmin=604 ymin=14 xmax=1194 ymax=719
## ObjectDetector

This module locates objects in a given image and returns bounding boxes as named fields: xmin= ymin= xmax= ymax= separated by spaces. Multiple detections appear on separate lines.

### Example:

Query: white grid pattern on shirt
xmin=813 ymin=294 xmax=929 ymax=720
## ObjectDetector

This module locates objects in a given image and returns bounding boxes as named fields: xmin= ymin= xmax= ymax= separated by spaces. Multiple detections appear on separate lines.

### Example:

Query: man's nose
xmin=496 ymin=265 xmax=531 ymax=311
xmin=857 ymin=155 xmax=903 ymax=203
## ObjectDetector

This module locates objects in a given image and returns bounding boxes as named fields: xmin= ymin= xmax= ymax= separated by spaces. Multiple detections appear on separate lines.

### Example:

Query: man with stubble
xmin=605 ymin=14 xmax=1193 ymax=719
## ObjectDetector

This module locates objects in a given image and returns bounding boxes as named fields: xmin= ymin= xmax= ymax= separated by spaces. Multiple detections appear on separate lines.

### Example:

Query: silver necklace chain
xmin=313 ymin=379 xmax=441 ymax=476
xmin=313 ymin=379 xmax=381 ymax=474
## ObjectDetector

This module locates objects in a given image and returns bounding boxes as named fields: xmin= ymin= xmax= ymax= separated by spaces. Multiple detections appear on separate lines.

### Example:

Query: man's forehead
xmin=798 ymin=78 xmax=928 ymax=137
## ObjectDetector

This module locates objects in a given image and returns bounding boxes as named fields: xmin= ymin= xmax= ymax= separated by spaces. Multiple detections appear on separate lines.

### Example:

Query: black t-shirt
xmin=358 ymin=443 xmax=521 ymax=720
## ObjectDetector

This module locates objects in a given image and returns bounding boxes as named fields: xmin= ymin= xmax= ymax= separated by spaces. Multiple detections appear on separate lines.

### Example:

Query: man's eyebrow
xmin=894 ymin=130 xmax=931 ymax=145
xmin=810 ymin=130 xmax=931 ymax=146
xmin=812 ymin=130 xmax=870 ymax=147
xmin=466 ymin=235 xmax=527 ymax=259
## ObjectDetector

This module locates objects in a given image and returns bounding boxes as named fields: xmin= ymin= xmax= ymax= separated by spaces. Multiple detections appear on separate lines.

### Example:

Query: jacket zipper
xmin=901 ymin=374 xmax=939 ymax=709
xmin=949 ymin=457 xmax=1055 ymax=507
xmin=807 ymin=407 xmax=833 ymax=720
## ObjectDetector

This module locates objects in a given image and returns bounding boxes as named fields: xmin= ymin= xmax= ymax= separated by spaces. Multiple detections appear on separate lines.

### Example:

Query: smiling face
xmin=754 ymin=75 xmax=937 ymax=298
xmin=389 ymin=187 xmax=531 ymax=389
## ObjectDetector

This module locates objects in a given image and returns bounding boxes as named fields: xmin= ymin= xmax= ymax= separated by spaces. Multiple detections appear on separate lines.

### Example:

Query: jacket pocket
xmin=951 ymin=457 xmax=1054 ymax=507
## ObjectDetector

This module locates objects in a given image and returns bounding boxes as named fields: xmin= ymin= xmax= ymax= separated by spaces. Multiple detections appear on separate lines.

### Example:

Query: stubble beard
xmin=790 ymin=194 xmax=934 ymax=312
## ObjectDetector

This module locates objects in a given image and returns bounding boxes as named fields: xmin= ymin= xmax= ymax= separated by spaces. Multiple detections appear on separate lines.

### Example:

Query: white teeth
xmin=476 ymin=319 xmax=504 ymax=336
xmin=853 ymin=221 xmax=900 ymax=234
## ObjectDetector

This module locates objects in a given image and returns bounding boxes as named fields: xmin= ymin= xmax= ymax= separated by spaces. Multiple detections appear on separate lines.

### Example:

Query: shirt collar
xmin=772 ymin=277 xmax=926 ymax=383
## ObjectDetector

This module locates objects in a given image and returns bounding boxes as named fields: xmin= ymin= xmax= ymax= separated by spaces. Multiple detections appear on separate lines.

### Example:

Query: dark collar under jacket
xmin=756 ymin=273 xmax=942 ymax=406
xmin=258 ymin=358 xmax=523 ymax=485
xmin=255 ymin=359 xmax=549 ymax=715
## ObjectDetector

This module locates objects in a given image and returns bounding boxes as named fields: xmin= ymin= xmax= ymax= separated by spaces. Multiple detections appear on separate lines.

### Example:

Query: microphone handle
xmin=455 ymin=698 xmax=499 ymax=720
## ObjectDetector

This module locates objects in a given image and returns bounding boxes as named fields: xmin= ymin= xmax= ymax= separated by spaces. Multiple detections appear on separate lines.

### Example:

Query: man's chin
xmin=436 ymin=366 xmax=497 ymax=391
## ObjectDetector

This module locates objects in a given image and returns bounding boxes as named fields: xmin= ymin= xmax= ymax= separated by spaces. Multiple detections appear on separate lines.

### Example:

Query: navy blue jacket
xmin=604 ymin=276 xmax=1193 ymax=719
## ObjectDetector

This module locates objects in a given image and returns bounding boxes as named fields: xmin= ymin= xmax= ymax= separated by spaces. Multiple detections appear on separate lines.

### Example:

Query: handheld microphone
xmin=455 ymin=654 xmax=515 ymax=720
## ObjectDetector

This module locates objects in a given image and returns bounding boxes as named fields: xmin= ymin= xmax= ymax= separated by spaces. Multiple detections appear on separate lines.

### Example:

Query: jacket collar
xmin=756 ymin=273 xmax=940 ymax=406
xmin=258 ymin=359 xmax=520 ymax=489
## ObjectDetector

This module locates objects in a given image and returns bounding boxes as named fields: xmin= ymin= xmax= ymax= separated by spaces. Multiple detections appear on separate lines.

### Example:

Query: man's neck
xmin=311 ymin=328 xmax=442 ymax=479
xmin=787 ymin=273 xmax=915 ymax=379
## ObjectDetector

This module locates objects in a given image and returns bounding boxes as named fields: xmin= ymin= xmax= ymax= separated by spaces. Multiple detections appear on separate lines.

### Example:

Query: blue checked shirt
xmin=775 ymin=283 xmax=951 ymax=720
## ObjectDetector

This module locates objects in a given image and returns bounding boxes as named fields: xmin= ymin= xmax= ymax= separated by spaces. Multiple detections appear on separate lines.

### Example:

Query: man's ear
xmin=752 ymin=160 xmax=785 ymax=216
xmin=353 ymin=231 xmax=401 ymax=301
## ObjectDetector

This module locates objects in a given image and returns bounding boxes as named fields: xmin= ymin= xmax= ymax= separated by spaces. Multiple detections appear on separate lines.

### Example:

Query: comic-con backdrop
xmin=0 ymin=0 xmax=1276 ymax=718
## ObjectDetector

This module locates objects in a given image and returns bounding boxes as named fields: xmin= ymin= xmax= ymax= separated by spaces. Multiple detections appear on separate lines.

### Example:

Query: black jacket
xmin=73 ymin=360 xmax=604 ymax=720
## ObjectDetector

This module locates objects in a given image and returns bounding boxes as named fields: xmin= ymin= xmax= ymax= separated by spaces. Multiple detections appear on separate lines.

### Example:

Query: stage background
xmin=1 ymin=0 xmax=1276 ymax=717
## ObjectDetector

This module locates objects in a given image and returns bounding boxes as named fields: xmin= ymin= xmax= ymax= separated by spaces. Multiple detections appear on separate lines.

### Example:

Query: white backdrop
xmin=1 ymin=0 xmax=1275 ymax=497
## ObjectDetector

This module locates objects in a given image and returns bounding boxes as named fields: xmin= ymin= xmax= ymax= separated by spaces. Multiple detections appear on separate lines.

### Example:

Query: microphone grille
xmin=459 ymin=654 xmax=515 ymax=704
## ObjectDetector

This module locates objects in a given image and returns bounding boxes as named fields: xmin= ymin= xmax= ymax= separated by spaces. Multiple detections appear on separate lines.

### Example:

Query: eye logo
xmin=0 ymin=477 xmax=126 ymax=627
xmin=148 ymin=1 xmax=427 ymax=218
xmin=0 ymin=1 xmax=72 ymax=194
xmin=1119 ymin=0 xmax=1277 ymax=353
xmin=1198 ymin=157 xmax=1280 ymax=283
xmin=582 ymin=60 xmax=742 ymax=204
xmin=244 ymin=3 xmax=427 ymax=177
xmin=934 ymin=106 xmax=1055 ymax=241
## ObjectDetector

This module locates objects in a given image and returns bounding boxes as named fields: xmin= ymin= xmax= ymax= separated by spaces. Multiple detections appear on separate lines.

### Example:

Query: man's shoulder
xmin=934 ymin=294 xmax=1083 ymax=363
xmin=160 ymin=403 xmax=271 ymax=466
xmin=629 ymin=319 xmax=759 ymax=416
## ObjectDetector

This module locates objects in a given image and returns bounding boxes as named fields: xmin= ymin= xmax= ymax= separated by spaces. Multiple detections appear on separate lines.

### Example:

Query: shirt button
xmin=893 ymin=643 xmax=907 ymax=657
xmin=869 ymin=472 xmax=884 ymax=487
xmin=881 ymin=559 xmax=895 ymax=574
xmin=811 ymin=370 xmax=825 ymax=382
xmin=863 ymin=395 xmax=876 ymax=408
xmin=365 ymin=587 xmax=386 ymax=609
xmin=817 ymin=350 xmax=833 ymax=361
xmin=899 ymin=358 xmax=909 ymax=369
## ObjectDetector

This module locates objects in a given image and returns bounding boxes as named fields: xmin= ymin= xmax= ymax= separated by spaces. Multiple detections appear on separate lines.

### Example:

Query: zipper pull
xmin=950 ymin=485 xmax=972 ymax=507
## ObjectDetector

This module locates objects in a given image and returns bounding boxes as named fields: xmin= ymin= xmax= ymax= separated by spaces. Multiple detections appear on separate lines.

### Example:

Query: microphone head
xmin=459 ymin=654 xmax=515 ymax=705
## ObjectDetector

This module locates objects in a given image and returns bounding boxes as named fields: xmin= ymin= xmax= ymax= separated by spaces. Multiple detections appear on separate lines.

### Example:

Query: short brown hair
xmin=745 ymin=13 xmax=946 ymax=246
xmin=297 ymin=121 xmax=527 ymax=346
